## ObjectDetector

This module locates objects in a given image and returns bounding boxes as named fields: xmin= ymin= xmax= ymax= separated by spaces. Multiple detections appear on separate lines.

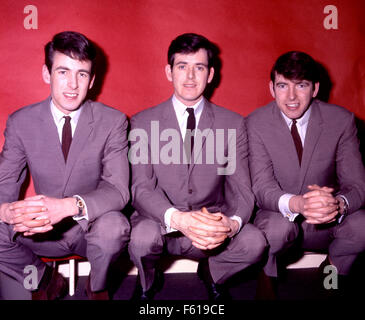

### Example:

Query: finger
xmin=21 ymin=218 xmax=51 ymax=228
xmin=10 ymin=206 xmax=47 ymax=216
xmin=304 ymin=200 xmax=338 ymax=210
xmin=305 ymin=210 xmax=338 ymax=224
xmin=189 ymin=225 xmax=230 ymax=236
xmin=10 ymin=211 xmax=49 ymax=224
xmin=307 ymin=185 xmax=334 ymax=193
xmin=23 ymin=225 xmax=53 ymax=236
xmin=303 ymin=208 xmax=338 ymax=219
xmin=195 ymin=210 xmax=222 ymax=221
xmin=201 ymin=207 xmax=210 ymax=214
xmin=25 ymin=195 xmax=46 ymax=201
xmin=191 ymin=212 xmax=224 ymax=226
xmin=192 ymin=241 xmax=209 ymax=250
xmin=10 ymin=200 xmax=46 ymax=210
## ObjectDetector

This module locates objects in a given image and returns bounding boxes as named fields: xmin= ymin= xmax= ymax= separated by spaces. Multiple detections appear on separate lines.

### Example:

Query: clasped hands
xmin=170 ymin=207 xmax=239 ymax=251
xmin=290 ymin=184 xmax=344 ymax=224
xmin=0 ymin=195 xmax=77 ymax=236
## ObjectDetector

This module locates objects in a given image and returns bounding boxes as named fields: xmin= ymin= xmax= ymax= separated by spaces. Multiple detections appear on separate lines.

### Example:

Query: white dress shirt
xmin=164 ymin=95 xmax=242 ymax=234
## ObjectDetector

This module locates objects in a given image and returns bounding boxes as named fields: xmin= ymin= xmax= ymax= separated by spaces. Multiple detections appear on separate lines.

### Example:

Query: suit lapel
xmin=159 ymin=98 xmax=187 ymax=175
xmin=298 ymin=101 xmax=323 ymax=191
xmin=271 ymin=104 xmax=301 ymax=185
xmin=38 ymin=97 xmax=66 ymax=172
xmin=62 ymin=100 xmax=94 ymax=192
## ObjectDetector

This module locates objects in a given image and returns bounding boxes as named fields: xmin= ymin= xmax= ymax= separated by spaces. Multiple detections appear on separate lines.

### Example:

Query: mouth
xmin=183 ymin=83 xmax=196 ymax=88
xmin=64 ymin=93 xmax=78 ymax=99
xmin=286 ymin=103 xmax=299 ymax=110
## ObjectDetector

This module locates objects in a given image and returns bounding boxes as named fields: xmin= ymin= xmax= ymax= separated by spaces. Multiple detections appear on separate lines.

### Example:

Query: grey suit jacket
xmin=0 ymin=97 xmax=130 ymax=222
xmin=246 ymin=99 xmax=365 ymax=215
xmin=130 ymin=97 xmax=254 ymax=230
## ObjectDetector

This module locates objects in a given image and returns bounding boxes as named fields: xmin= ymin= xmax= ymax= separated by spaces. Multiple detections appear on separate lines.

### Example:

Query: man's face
xmin=270 ymin=73 xmax=319 ymax=119
xmin=165 ymin=48 xmax=214 ymax=106
xmin=42 ymin=51 xmax=95 ymax=114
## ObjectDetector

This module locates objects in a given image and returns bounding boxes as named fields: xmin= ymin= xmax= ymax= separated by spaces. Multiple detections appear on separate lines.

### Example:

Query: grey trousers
xmin=0 ymin=211 xmax=130 ymax=292
xmin=128 ymin=213 xmax=267 ymax=291
xmin=254 ymin=209 xmax=365 ymax=277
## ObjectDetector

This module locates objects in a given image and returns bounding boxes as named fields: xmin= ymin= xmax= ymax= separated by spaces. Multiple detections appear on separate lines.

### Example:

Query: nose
xmin=187 ymin=66 xmax=195 ymax=79
xmin=288 ymin=85 xmax=297 ymax=100
xmin=68 ymin=73 xmax=78 ymax=89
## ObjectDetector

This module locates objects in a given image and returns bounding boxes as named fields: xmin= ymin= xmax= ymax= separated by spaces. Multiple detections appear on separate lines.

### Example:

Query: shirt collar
xmin=172 ymin=95 xmax=204 ymax=117
xmin=50 ymin=99 xmax=83 ymax=124
xmin=281 ymin=105 xmax=312 ymax=127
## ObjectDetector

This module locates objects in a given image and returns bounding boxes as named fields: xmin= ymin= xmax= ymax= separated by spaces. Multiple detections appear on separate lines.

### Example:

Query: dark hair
xmin=167 ymin=33 xmax=217 ymax=68
xmin=270 ymin=51 xmax=319 ymax=86
xmin=45 ymin=31 xmax=96 ymax=73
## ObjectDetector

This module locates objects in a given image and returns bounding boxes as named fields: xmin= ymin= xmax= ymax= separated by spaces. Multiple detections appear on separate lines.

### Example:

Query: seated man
xmin=128 ymin=33 xmax=266 ymax=300
xmin=246 ymin=51 xmax=365 ymax=299
xmin=0 ymin=31 xmax=130 ymax=300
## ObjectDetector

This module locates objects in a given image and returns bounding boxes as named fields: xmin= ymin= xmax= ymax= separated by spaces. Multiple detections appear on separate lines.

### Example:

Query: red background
xmin=0 ymin=0 xmax=364 ymax=197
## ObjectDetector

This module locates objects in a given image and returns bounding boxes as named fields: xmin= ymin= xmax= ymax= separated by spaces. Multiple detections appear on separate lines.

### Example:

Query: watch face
xmin=77 ymin=200 xmax=84 ymax=208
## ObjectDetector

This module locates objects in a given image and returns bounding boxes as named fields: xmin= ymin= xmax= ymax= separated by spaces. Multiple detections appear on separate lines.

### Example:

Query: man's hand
xmin=0 ymin=202 xmax=16 ymax=224
xmin=170 ymin=207 xmax=238 ymax=250
xmin=9 ymin=195 xmax=78 ymax=236
xmin=289 ymin=184 xmax=339 ymax=224
xmin=0 ymin=200 xmax=52 ymax=235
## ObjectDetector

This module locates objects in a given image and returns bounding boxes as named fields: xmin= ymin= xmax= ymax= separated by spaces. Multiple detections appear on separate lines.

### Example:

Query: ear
xmin=312 ymin=82 xmax=320 ymax=98
xmin=89 ymin=74 xmax=95 ymax=89
xmin=269 ymin=81 xmax=276 ymax=99
xmin=207 ymin=67 xmax=215 ymax=84
xmin=165 ymin=64 xmax=173 ymax=82
xmin=42 ymin=65 xmax=51 ymax=84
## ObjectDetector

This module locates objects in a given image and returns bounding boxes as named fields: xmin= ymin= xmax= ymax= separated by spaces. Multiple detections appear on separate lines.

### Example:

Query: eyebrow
xmin=175 ymin=61 xmax=208 ymax=67
xmin=54 ymin=66 xmax=91 ymax=74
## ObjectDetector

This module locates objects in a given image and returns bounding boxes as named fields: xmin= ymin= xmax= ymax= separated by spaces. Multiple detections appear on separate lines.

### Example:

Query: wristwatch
xmin=73 ymin=196 xmax=85 ymax=218
xmin=337 ymin=195 xmax=348 ymax=224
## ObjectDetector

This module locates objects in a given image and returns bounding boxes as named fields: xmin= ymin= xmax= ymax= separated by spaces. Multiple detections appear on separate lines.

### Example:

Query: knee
xmin=234 ymin=224 xmax=267 ymax=264
xmin=246 ymin=227 xmax=268 ymax=263
xmin=255 ymin=212 xmax=298 ymax=254
xmin=88 ymin=211 xmax=130 ymax=255
xmin=128 ymin=218 xmax=163 ymax=258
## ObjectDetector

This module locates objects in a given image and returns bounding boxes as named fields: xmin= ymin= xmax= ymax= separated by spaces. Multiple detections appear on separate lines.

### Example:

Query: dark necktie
xmin=62 ymin=116 xmax=72 ymax=161
xmin=184 ymin=108 xmax=196 ymax=163
xmin=291 ymin=119 xmax=303 ymax=165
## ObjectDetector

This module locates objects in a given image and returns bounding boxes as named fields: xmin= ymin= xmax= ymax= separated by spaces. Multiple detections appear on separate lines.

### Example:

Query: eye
xmin=177 ymin=65 xmax=186 ymax=70
xmin=79 ymin=72 xmax=89 ymax=78
xmin=297 ymin=83 xmax=309 ymax=89
xmin=276 ymin=83 xmax=286 ymax=89
xmin=58 ymin=70 xmax=67 ymax=75
xmin=196 ymin=66 xmax=205 ymax=71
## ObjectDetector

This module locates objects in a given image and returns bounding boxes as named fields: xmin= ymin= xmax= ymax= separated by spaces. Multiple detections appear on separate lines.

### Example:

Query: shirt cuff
xmin=230 ymin=215 xmax=242 ymax=236
xmin=278 ymin=193 xmax=299 ymax=222
xmin=164 ymin=207 xmax=179 ymax=233
xmin=72 ymin=195 xmax=89 ymax=221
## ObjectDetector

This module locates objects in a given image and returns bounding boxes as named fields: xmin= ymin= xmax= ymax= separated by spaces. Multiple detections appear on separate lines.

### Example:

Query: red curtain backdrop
xmin=1 ymin=0 xmax=364 ymax=197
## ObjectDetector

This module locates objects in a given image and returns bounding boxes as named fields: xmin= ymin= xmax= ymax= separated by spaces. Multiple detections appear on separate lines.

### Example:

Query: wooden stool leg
xmin=69 ymin=259 xmax=75 ymax=296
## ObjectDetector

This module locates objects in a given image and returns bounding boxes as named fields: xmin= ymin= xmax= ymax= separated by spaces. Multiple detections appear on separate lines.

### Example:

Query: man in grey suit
xmin=247 ymin=51 xmax=365 ymax=299
xmin=0 ymin=31 xmax=130 ymax=300
xmin=128 ymin=33 xmax=266 ymax=300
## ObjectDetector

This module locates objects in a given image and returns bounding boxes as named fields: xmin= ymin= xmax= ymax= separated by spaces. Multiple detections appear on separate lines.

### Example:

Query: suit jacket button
xmin=188 ymin=205 xmax=192 ymax=210
xmin=188 ymin=189 xmax=193 ymax=194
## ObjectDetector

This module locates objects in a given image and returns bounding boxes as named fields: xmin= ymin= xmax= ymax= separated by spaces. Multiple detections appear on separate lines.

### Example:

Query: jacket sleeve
xmin=0 ymin=115 xmax=28 ymax=205
xmin=129 ymin=115 xmax=174 ymax=226
xmin=247 ymin=116 xmax=286 ymax=212
xmin=335 ymin=113 xmax=365 ymax=213
xmin=223 ymin=116 xmax=255 ymax=225
xmin=79 ymin=113 xmax=130 ymax=221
